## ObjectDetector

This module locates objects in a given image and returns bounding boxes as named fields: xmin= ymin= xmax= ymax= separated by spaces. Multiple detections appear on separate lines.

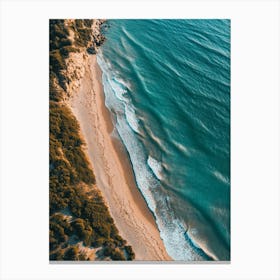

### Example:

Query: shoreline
xmin=69 ymin=54 xmax=171 ymax=260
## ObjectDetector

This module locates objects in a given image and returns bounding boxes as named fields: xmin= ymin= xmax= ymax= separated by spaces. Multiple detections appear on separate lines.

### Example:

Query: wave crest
xmin=97 ymin=51 xmax=212 ymax=261
xmin=147 ymin=156 xmax=163 ymax=180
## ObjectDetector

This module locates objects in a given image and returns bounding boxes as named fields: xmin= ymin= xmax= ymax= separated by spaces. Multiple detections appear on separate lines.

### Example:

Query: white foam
xmin=117 ymin=119 xmax=206 ymax=260
xmin=147 ymin=156 xmax=163 ymax=180
xmin=110 ymin=78 xmax=127 ymax=102
xmin=173 ymin=141 xmax=191 ymax=156
xmin=113 ymin=76 xmax=131 ymax=91
xmin=98 ymin=53 xmax=140 ymax=134
xmin=97 ymin=52 xmax=210 ymax=261
xmin=124 ymin=105 xmax=140 ymax=133
xmin=156 ymin=215 xmax=205 ymax=261
xmin=115 ymin=117 xmax=157 ymax=212
xmin=213 ymin=170 xmax=229 ymax=185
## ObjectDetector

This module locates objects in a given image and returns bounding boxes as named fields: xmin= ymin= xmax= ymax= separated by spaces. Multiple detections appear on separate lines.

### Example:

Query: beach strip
xmin=69 ymin=54 xmax=171 ymax=261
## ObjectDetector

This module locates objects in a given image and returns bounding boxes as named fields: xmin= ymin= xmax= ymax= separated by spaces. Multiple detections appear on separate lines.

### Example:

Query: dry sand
xmin=69 ymin=55 xmax=171 ymax=261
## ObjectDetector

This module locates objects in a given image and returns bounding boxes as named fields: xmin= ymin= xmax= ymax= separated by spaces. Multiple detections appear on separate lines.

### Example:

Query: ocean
xmin=97 ymin=19 xmax=230 ymax=261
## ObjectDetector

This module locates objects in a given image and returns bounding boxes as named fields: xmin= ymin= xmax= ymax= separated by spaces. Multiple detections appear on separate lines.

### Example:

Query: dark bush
xmin=75 ymin=19 xmax=84 ymax=29
xmin=63 ymin=246 xmax=79 ymax=261
xmin=60 ymin=46 xmax=78 ymax=58
xmin=92 ymin=238 xmax=105 ymax=247
xmin=50 ymin=50 xmax=66 ymax=72
xmin=59 ymin=38 xmax=72 ymax=48
xmin=103 ymin=245 xmax=114 ymax=257
xmin=50 ymin=249 xmax=64 ymax=261
xmin=111 ymin=249 xmax=125 ymax=261
xmin=87 ymin=47 xmax=96 ymax=55
xmin=78 ymin=252 xmax=87 ymax=260
xmin=84 ymin=19 xmax=93 ymax=28
xmin=125 ymin=245 xmax=135 ymax=260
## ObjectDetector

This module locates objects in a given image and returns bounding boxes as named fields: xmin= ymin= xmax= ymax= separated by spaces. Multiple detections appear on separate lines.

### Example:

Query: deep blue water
xmin=97 ymin=19 xmax=230 ymax=261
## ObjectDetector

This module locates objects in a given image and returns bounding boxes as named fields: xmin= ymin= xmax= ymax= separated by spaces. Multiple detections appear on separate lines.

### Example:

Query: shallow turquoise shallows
xmin=97 ymin=19 xmax=230 ymax=261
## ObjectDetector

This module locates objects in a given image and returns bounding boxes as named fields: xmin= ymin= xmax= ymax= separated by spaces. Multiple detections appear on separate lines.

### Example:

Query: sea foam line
xmin=97 ymin=52 xmax=210 ymax=261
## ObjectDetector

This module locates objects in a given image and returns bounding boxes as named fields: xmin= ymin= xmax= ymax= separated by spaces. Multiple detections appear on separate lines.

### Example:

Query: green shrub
xmin=50 ymin=249 xmax=64 ymax=260
xmin=60 ymin=46 xmax=78 ymax=58
xmin=92 ymin=238 xmax=105 ymax=247
xmin=84 ymin=19 xmax=93 ymax=28
xmin=125 ymin=245 xmax=135 ymax=260
xmin=72 ymin=219 xmax=85 ymax=237
xmin=50 ymin=50 xmax=65 ymax=72
xmin=63 ymin=246 xmax=79 ymax=261
xmin=78 ymin=252 xmax=87 ymax=260
xmin=103 ymin=245 xmax=114 ymax=257
xmin=49 ymin=19 xmax=135 ymax=261
xmin=75 ymin=19 xmax=84 ymax=29
xmin=111 ymin=249 xmax=125 ymax=261
xmin=59 ymin=38 xmax=72 ymax=48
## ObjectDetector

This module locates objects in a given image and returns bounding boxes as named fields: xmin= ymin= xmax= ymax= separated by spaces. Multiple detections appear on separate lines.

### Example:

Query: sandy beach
xmin=69 ymin=54 xmax=171 ymax=261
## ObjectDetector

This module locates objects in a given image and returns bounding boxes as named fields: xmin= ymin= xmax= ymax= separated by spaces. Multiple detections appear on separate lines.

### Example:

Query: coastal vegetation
xmin=49 ymin=19 xmax=135 ymax=261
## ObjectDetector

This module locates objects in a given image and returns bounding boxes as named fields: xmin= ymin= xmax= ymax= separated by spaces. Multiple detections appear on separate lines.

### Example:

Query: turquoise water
xmin=97 ymin=19 xmax=230 ymax=261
